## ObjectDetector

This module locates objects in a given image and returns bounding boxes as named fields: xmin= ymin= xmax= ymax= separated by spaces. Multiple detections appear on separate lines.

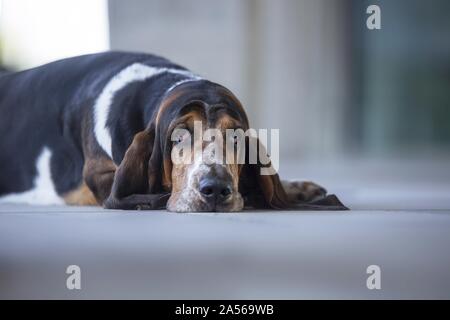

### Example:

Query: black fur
xmin=0 ymin=51 xmax=201 ymax=197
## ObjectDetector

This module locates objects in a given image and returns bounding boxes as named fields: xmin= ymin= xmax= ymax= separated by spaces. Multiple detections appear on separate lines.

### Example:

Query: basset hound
xmin=0 ymin=52 xmax=346 ymax=212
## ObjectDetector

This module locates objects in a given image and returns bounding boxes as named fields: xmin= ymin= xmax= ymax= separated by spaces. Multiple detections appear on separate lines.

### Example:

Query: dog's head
xmin=120 ymin=80 xmax=289 ymax=212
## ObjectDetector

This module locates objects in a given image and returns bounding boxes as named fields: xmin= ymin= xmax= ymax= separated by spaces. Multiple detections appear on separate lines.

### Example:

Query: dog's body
xmin=0 ymin=51 xmax=344 ymax=211
xmin=0 ymin=52 xmax=195 ymax=206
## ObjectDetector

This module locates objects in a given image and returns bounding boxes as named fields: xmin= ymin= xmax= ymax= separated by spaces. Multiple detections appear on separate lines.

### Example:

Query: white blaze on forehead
xmin=93 ymin=62 xmax=202 ymax=157
xmin=187 ymin=151 xmax=209 ymax=188
xmin=203 ymin=128 xmax=225 ymax=165
xmin=186 ymin=140 xmax=228 ymax=188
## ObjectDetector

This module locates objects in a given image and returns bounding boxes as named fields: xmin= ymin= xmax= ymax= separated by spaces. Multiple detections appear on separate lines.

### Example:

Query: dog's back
xmin=0 ymin=51 xmax=186 ymax=202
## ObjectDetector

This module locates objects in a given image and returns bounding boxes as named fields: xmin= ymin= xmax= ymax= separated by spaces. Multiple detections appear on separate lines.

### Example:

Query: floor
xmin=1 ymin=157 xmax=450 ymax=299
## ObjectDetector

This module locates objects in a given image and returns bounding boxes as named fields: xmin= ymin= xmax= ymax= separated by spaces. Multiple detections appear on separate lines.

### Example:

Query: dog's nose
xmin=199 ymin=178 xmax=232 ymax=204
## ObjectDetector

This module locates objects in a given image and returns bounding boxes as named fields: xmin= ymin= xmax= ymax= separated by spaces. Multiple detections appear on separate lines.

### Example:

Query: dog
xmin=0 ymin=51 xmax=346 ymax=212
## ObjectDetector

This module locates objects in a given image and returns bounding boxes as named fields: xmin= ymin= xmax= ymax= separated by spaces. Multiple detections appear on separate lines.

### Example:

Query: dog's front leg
xmin=101 ymin=130 xmax=169 ymax=210
xmin=104 ymin=193 xmax=170 ymax=210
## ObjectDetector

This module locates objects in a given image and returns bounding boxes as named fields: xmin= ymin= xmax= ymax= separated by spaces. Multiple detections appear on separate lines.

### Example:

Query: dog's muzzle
xmin=198 ymin=165 xmax=233 ymax=210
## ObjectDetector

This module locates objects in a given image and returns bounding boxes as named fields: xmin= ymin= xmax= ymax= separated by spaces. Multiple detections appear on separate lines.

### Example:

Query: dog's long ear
xmin=147 ymin=122 xmax=172 ymax=193
xmin=238 ymin=136 xmax=349 ymax=211
xmin=110 ymin=124 xmax=159 ymax=199
xmin=239 ymin=136 xmax=289 ymax=209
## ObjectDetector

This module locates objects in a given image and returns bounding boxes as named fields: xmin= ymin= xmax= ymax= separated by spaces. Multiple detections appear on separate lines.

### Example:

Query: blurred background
xmin=1 ymin=0 xmax=450 ymax=208
xmin=1 ymin=0 xmax=450 ymax=158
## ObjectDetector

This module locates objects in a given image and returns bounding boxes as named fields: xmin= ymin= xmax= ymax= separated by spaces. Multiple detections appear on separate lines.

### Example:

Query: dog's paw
xmin=281 ymin=180 xmax=327 ymax=203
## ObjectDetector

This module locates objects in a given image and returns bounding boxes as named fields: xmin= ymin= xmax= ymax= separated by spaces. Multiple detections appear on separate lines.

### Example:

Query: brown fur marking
xmin=63 ymin=182 xmax=99 ymax=206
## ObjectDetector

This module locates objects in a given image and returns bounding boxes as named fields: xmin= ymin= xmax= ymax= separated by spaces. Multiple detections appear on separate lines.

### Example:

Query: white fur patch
xmin=93 ymin=63 xmax=202 ymax=157
xmin=0 ymin=147 xmax=64 ymax=205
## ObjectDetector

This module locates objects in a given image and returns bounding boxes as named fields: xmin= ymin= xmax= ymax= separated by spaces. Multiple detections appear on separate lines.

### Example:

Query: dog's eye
xmin=174 ymin=135 xmax=183 ymax=144
xmin=227 ymin=129 xmax=243 ymax=147
xmin=227 ymin=135 xmax=239 ymax=146
xmin=172 ymin=127 xmax=191 ymax=147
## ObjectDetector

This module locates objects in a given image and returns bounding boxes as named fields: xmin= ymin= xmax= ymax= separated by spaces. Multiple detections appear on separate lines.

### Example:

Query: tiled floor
xmin=1 ymin=158 xmax=450 ymax=299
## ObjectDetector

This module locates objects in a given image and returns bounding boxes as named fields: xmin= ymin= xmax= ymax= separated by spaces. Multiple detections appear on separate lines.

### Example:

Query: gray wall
xmin=109 ymin=0 xmax=352 ymax=159
xmin=354 ymin=0 xmax=450 ymax=154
